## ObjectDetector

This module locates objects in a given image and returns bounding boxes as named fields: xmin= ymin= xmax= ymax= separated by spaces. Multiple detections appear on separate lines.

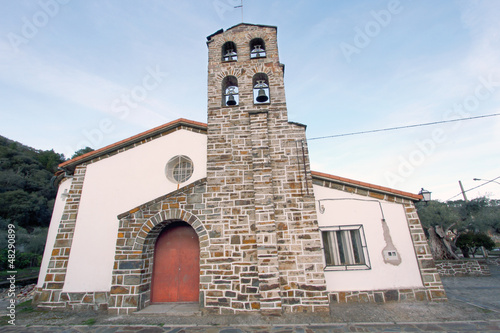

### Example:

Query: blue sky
xmin=1 ymin=0 xmax=499 ymax=201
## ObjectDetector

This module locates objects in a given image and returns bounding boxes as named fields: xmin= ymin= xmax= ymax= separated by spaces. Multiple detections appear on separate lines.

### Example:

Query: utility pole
xmin=458 ymin=180 xmax=468 ymax=202
xmin=459 ymin=180 xmax=487 ymax=257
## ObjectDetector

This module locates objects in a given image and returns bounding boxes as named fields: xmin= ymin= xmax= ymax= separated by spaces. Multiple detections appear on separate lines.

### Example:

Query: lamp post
xmin=473 ymin=178 xmax=500 ymax=186
xmin=418 ymin=188 xmax=431 ymax=202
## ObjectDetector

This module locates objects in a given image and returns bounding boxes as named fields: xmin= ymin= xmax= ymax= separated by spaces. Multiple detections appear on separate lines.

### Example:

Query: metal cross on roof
xmin=234 ymin=0 xmax=243 ymax=22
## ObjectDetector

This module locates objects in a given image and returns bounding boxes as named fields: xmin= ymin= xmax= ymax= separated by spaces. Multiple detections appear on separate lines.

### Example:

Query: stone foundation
xmin=33 ymin=288 xmax=109 ymax=311
xmin=435 ymin=259 xmax=491 ymax=276
xmin=328 ymin=287 xmax=443 ymax=304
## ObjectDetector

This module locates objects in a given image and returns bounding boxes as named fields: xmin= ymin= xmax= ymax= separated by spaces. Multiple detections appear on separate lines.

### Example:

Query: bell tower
xmin=204 ymin=24 xmax=328 ymax=315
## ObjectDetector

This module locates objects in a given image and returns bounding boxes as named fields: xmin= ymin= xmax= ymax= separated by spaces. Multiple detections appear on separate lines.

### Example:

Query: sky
xmin=1 ymin=0 xmax=499 ymax=202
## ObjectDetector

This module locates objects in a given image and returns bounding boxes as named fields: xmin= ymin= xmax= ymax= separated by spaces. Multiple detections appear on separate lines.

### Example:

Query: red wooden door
xmin=151 ymin=222 xmax=199 ymax=303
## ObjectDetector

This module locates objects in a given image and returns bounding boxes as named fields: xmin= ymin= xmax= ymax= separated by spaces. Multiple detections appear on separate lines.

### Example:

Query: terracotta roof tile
xmin=311 ymin=171 xmax=423 ymax=201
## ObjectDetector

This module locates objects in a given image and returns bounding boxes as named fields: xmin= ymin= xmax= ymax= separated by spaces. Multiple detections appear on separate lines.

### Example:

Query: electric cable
xmin=308 ymin=113 xmax=500 ymax=141
xmin=446 ymin=176 xmax=500 ymax=201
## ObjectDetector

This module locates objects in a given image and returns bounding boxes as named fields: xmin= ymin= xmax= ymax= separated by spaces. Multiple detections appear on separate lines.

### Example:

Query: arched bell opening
xmin=222 ymin=41 xmax=238 ymax=62
xmin=252 ymin=73 xmax=270 ymax=104
xmin=250 ymin=38 xmax=266 ymax=58
xmin=222 ymin=76 xmax=239 ymax=106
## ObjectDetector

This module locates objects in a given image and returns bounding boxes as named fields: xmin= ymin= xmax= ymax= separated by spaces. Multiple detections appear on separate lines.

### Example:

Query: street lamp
xmin=473 ymin=178 xmax=500 ymax=186
xmin=418 ymin=188 xmax=432 ymax=202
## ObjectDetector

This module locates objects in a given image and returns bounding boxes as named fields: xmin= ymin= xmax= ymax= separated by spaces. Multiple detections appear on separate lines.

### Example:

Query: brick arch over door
xmin=109 ymin=208 xmax=209 ymax=314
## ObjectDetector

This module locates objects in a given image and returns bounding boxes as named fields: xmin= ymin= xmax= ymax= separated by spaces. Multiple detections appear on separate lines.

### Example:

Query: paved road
xmin=0 ymin=321 xmax=500 ymax=332
xmin=441 ymin=263 xmax=500 ymax=313
xmin=2 ymin=263 xmax=500 ymax=332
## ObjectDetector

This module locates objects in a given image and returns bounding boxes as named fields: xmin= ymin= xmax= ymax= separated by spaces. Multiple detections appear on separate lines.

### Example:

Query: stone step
xmin=133 ymin=302 xmax=201 ymax=316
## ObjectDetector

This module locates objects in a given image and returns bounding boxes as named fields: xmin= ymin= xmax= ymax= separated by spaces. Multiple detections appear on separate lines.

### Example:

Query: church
xmin=34 ymin=23 xmax=446 ymax=315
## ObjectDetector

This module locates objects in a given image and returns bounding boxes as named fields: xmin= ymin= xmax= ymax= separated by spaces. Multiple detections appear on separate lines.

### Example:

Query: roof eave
xmin=311 ymin=171 xmax=423 ymax=202
xmin=59 ymin=118 xmax=207 ymax=171
xmin=206 ymin=23 xmax=278 ymax=41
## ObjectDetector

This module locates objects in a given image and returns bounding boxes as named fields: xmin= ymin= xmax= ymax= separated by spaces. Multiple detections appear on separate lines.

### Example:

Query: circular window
xmin=166 ymin=155 xmax=193 ymax=184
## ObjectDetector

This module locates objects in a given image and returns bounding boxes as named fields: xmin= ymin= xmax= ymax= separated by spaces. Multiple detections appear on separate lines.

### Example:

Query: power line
xmin=446 ymin=176 xmax=500 ymax=201
xmin=308 ymin=113 xmax=500 ymax=141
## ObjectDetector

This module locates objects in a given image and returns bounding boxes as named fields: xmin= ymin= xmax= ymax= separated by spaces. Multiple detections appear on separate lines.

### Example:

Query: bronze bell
xmin=256 ymin=88 xmax=269 ymax=102
xmin=226 ymin=94 xmax=237 ymax=106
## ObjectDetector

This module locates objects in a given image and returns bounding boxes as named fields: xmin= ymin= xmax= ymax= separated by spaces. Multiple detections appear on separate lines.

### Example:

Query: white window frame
xmin=320 ymin=225 xmax=371 ymax=271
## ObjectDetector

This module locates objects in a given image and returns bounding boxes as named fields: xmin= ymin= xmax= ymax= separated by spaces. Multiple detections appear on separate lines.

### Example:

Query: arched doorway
xmin=151 ymin=221 xmax=200 ymax=303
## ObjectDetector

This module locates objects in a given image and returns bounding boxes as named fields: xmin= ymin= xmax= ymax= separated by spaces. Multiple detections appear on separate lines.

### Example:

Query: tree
xmin=0 ymin=189 xmax=51 ymax=229
xmin=470 ymin=199 xmax=500 ymax=233
xmin=456 ymin=231 xmax=495 ymax=258
xmin=37 ymin=149 xmax=65 ymax=173
xmin=71 ymin=147 xmax=94 ymax=159
xmin=427 ymin=226 xmax=459 ymax=260
xmin=416 ymin=200 xmax=461 ymax=230
xmin=416 ymin=197 xmax=500 ymax=259
xmin=416 ymin=200 xmax=461 ymax=260
xmin=0 ymin=136 xmax=63 ymax=272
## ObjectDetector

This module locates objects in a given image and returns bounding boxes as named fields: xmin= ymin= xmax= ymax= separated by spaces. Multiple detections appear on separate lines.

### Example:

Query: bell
xmin=256 ymin=88 xmax=269 ymax=103
xmin=226 ymin=94 xmax=237 ymax=106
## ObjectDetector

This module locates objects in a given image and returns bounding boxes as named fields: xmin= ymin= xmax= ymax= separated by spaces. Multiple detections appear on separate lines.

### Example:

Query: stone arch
xmin=243 ymin=32 xmax=267 ymax=44
xmin=248 ymin=65 xmax=272 ymax=77
xmin=212 ymin=35 xmax=235 ymax=48
xmin=133 ymin=208 xmax=209 ymax=252
xmin=109 ymin=208 xmax=208 ymax=314
xmin=215 ymin=68 xmax=245 ymax=83
xmin=136 ymin=209 xmax=208 ymax=309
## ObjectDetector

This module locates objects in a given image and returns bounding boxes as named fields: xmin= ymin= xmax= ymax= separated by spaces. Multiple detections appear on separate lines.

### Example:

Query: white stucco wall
xmin=313 ymin=184 xmax=424 ymax=291
xmin=62 ymin=129 xmax=207 ymax=292
xmin=37 ymin=178 xmax=73 ymax=287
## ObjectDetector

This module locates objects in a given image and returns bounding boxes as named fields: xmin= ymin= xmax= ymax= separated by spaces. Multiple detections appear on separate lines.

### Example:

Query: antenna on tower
xmin=234 ymin=0 xmax=243 ymax=22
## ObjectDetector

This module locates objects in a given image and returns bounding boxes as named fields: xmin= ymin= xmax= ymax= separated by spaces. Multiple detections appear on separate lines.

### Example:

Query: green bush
xmin=456 ymin=231 xmax=495 ymax=258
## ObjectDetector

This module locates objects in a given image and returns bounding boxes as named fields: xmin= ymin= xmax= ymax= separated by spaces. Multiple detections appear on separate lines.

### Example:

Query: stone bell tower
xmin=203 ymin=23 xmax=328 ymax=315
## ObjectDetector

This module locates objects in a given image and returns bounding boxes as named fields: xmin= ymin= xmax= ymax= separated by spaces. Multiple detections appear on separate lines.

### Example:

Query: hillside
xmin=0 ymin=136 xmax=65 ymax=230
xmin=0 ymin=136 xmax=65 ymax=270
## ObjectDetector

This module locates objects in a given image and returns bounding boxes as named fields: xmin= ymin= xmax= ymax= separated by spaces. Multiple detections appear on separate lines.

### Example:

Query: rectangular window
xmin=321 ymin=225 xmax=370 ymax=271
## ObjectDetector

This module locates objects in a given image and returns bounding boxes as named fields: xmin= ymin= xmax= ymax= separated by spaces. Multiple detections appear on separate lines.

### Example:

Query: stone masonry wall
xmin=109 ymin=179 xmax=209 ymax=315
xmin=435 ymin=259 xmax=491 ymax=276
xmin=205 ymin=24 xmax=328 ymax=315
xmin=329 ymin=288 xmax=429 ymax=304
xmin=33 ymin=165 xmax=87 ymax=310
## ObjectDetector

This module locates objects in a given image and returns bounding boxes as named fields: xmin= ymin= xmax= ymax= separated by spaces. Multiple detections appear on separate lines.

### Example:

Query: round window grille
xmin=166 ymin=155 xmax=193 ymax=184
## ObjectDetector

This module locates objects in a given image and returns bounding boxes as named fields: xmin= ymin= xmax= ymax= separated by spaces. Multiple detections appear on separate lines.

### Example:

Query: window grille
xmin=166 ymin=155 xmax=193 ymax=184
xmin=321 ymin=225 xmax=371 ymax=271
xmin=173 ymin=161 xmax=193 ymax=183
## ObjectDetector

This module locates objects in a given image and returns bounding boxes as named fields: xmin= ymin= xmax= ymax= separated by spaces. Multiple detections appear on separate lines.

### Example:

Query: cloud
xmin=0 ymin=47 xmax=175 ymax=128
